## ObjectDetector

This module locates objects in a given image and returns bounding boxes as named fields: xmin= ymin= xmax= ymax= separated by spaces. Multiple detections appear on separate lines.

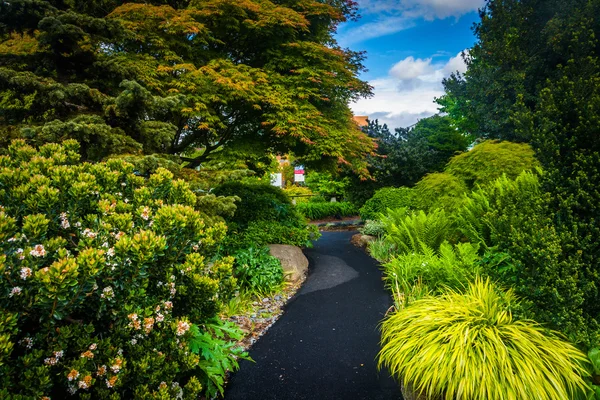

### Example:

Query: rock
xmin=268 ymin=244 xmax=309 ymax=283
xmin=350 ymin=234 xmax=376 ymax=248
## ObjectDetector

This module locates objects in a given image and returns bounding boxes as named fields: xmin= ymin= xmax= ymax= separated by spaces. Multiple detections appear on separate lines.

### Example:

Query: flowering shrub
xmin=0 ymin=140 xmax=238 ymax=399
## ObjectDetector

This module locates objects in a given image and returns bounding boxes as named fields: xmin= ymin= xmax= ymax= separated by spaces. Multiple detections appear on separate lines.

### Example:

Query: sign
xmin=271 ymin=173 xmax=283 ymax=187
xmin=294 ymin=165 xmax=305 ymax=183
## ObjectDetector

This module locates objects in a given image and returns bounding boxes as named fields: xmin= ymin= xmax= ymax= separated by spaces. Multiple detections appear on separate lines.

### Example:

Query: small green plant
xmin=367 ymin=237 xmax=396 ymax=263
xmin=295 ymin=202 xmax=357 ymax=220
xmin=189 ymin=318 xmax=251 ymax=398
xmin=234 ymin=247 xmax=284 ymax=294
xmin=359 ymin=187 xmax=415 ymax=221
xmin=379 ymin=278 xmax=591 ymax=400
xmin=359 ymin=219 xmax=386 ymax=237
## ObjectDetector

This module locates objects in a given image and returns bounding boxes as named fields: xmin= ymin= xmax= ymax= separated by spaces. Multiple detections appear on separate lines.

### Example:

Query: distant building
xmin=353 ymin=115 xmax=369 ymax=128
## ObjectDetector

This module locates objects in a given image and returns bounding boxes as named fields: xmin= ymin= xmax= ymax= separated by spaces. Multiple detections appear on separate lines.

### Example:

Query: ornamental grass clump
xmin=379 ymin=278 xmax=590 ymax=400
xmin=0 ymin=140 xmax=241 ymax=399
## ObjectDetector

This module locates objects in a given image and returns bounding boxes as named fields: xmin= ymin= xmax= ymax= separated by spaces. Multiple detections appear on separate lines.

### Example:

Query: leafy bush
xmin=445 ymin=140 xmax=540 ymax=189
xmin=283 ymin=185 xmax=313 ymax=204
xmin=212 ymin=181 xmax=297 ymax=227
xmin=382 ymin=209 xmax=456 ymax=255
xmin=223 ymin=221 xmax=320 ymax=250
xmin=382 ymin=242 xmax=480 ymax=295
xmin=305 ymin=172 xmax=350 ymax=200
xmin=359 ymin=187 xmax=415 ymax=221
xmin=213 ymin=181 xmax=318 ymax=249
xmin=359 ymin=219 xmax=386 ymax=237
xmin=295 ymin=202 xmax=357 ymax=220
xmin=379 ymin=278 xmax=590 ymax=400
xmin=0 ymin=140 xmax=240 ymax=399
xmin=233 ymin=247 xmax=284 ymax=294
xmin=413 ymin=172 xmax=468 ymax=211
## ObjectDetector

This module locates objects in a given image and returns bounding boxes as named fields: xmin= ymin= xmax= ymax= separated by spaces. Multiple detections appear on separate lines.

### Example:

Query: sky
xmin=336 ymin=0 xmax=485 ymax=130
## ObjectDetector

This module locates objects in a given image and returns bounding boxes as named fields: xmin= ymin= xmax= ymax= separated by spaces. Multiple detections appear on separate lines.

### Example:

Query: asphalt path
xmin=225 ymin=231 xmax=402 ymax=400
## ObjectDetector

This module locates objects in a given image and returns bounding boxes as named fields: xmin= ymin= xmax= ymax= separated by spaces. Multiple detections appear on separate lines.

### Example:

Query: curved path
xmin=225 ymin=231 xmax=402 ymax=400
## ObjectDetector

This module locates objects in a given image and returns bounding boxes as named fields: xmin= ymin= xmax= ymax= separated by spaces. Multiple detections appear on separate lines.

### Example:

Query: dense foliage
xmin=213 ymin=181 xmax=319 ymax=249
xmin=0 ymin=140 xmax=242 ymax=399
xmin=295 ymin=202 xmax=357 ymax=221
xmin=233 ymin=247 xmax=284 ymax=294
xmin=359 ymin=187 xmax=414 ymax=221
xmin=0 ymin=0 xmax=375 ymax=175
xmin=343 ymin=116 xmax=471 ymax=206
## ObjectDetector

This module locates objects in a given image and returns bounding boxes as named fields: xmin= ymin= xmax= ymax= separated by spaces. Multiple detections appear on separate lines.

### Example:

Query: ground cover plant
xmin=0 ymin=140 xmax=247 ymax=399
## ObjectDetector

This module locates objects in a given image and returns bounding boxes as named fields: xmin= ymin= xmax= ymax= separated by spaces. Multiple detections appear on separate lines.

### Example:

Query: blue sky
xmin=336 ymin=0 xmax=485 ymax=129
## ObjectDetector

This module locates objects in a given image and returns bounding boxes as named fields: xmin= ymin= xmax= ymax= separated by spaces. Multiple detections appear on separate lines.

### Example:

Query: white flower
xmin=82 ymin=229 xmax=97 ymax=239
xmin=130 ymin=338 xmax=137 ymax=345
xmin=16 ymin=248 xmax=24 ymax=260
xmin=60 ymin=212 xmax=70 ymax=229
xmin=121 ymin=182 xmax=127 ymax=187
xmin=101 ymin=286 xmax=114 ymax=299
xmin=20 ymin=267 xmax=32 ymax=280
xmin=102 ymin=242 xmax=109 ymax=248
xmin=106 ymin=247 xmax=115 ymax=257
xmin=140 ymin=206 xmax=151 ymax=221
xmin=54 ymin=350 xmax=64 ymax=359
xmin=176 ymin=320 xmax=190 ymax=336
xmin=9 ymin=287 xmax=22 ymax=297
xmin=30 ymin=244 xmax=46 ymax=257
xmin=89 ymin=343 xmax=97 ymax=350
xmin=19 ymin=337 xmax=33 ymax=349
xmin=156 ymin=313 xmax=164 ymax=323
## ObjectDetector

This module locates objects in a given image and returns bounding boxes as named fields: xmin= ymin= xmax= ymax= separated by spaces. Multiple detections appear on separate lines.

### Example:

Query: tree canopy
xmin=0 ymin=0 xmax=375 ymax=176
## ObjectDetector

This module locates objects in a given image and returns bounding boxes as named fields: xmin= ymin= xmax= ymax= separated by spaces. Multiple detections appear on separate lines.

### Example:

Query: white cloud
xmin=351 ymin=51 xmax=468 ymax=129
xmin=338 ymin=0 xmax=484 ymax=45
xmin=390 ymin=56 xmax=434 ymax=80
xmin=443 ymin=50 xmax=470 ymax=75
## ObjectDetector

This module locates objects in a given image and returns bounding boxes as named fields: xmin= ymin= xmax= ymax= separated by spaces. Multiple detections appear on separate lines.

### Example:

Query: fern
xmin=382 ymin=242 xmax=481 ymax=294
xmin=382 ymin=208 xmax=456 ymax=255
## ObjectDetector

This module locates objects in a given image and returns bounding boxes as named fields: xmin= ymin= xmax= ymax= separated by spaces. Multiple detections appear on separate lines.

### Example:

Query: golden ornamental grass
xmin=379 ymin=278 xmax=590 ymax=400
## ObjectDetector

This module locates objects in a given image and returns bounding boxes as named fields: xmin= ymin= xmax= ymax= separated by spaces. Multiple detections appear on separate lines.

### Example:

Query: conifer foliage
xmin=0 ymin=0 xmax=374 ymax=175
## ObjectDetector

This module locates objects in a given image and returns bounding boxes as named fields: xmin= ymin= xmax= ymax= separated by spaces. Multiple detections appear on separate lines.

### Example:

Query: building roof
xmin=353 ymin=115 xmax=369 ymax=127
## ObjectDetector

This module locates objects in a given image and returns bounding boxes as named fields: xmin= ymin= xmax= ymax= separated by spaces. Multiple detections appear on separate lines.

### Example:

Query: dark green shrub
xmin=295 ymin=202 xmax=357 ymax=220
xmin=445 ymin=140 xmax=540 ymax=189
xmin=229 ymin=221 xmax=320 ymax=249
xmin=0 ymin=140 xmax=238 ymax=399
xmin=233 ymin=247 xmax=284 ymax=293
xmin=455 ymin=171 xmax=593 ymax=344
xmin=212 ymin=181 xmax=298 ymax=228
xmin=359 ymin=187 xmax=415 ymax=221
xmin=413 ymin=172 xmax=468 ymax=211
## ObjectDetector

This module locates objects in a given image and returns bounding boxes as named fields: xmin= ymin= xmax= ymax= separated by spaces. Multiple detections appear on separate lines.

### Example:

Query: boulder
xmin=268 ymin=244 xmax=309 ymax=283
xmin=351 ymin=233 xmax=376 ymax=248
